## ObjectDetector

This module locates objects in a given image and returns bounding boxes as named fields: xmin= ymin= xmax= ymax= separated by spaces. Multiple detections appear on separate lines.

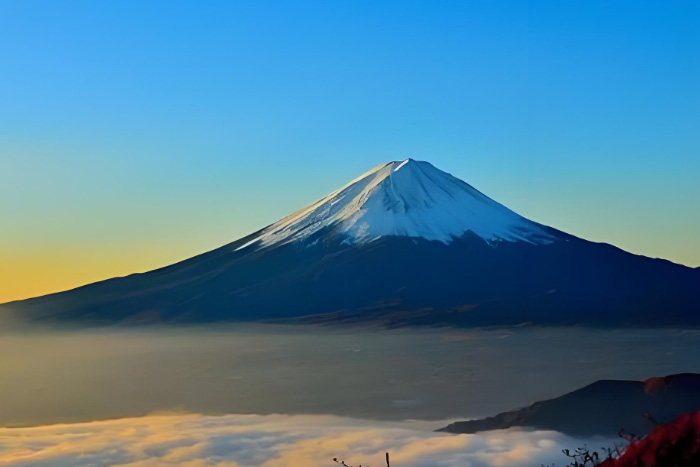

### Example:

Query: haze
xmin=3 ymin=325 xmax=700 ymax=428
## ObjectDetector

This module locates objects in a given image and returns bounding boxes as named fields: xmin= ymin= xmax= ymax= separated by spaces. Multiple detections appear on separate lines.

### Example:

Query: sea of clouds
xmin=0 ymin=413 xmax=613 ymax=466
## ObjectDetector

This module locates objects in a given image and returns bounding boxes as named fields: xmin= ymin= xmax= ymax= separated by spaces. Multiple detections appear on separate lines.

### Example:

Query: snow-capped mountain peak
xmin=236 ymin=159 xmax=557 ymax=251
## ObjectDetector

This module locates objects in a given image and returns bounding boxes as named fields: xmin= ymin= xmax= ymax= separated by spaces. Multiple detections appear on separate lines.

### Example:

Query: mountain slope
xmin=2 ymin=159 xmax=699 ymax=326
xmin=438 ymin=373 xmax=700 ymax=437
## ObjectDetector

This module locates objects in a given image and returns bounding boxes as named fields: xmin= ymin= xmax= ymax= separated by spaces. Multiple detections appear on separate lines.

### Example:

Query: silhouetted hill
xmin=439 ymin=373 xmax=700 ymax=436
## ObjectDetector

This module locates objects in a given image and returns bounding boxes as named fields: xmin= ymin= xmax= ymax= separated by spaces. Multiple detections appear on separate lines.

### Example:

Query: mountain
xmin=2 ymin=159 xmax=699 ymax=326
xmin=438 ymin=373 xmax=700 ymax=437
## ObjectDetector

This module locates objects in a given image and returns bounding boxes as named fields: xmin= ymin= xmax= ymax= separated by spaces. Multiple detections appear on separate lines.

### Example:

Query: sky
xmin=1 ymin=0 xmax=699 ymax=303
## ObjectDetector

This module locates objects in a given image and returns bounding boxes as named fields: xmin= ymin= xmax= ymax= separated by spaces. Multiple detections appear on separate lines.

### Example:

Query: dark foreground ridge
xmin=438 ymin=373 xmax=700 ymax=437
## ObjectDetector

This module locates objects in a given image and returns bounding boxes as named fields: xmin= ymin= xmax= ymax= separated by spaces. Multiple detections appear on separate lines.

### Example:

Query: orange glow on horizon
xmin=0 ymin=247 xmax=199 ymax=304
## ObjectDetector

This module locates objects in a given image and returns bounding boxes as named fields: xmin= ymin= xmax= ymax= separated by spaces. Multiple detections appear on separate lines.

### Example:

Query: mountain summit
xmin=3 ymin=160 xmax=699 ymax=326
xmin=236 ymin=159 xmax=556 ymax=251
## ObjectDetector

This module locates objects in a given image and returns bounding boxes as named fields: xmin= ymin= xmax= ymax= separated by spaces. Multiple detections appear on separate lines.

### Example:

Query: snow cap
xmin=236 ymin=159 xmax=556 ymax=251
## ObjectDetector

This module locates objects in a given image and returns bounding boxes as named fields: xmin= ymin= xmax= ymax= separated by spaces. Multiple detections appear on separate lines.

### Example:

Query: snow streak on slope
xmin=236 ymin=159 xmax=557 ymax=251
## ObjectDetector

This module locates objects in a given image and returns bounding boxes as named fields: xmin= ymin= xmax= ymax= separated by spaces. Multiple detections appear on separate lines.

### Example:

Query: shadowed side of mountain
xmin=2 ymin=228 xmax=699 ymax=327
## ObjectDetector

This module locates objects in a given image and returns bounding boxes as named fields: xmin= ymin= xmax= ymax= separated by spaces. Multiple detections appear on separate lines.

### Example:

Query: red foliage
xmin=599 ymin=410 xmax=700 ymax=467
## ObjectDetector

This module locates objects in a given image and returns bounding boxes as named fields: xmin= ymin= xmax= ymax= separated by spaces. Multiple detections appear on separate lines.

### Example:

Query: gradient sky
xmin=2 ymin=1 xmax=699 ymax=303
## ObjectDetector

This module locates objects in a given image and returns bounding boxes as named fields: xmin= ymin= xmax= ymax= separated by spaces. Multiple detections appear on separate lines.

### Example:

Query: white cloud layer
xmin=0 ymin=413 xmax=604 ymax=466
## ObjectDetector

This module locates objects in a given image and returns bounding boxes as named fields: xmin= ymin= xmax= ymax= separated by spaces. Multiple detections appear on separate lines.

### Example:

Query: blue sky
xmin=1 ymin=0 xmax=699 ymax=300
